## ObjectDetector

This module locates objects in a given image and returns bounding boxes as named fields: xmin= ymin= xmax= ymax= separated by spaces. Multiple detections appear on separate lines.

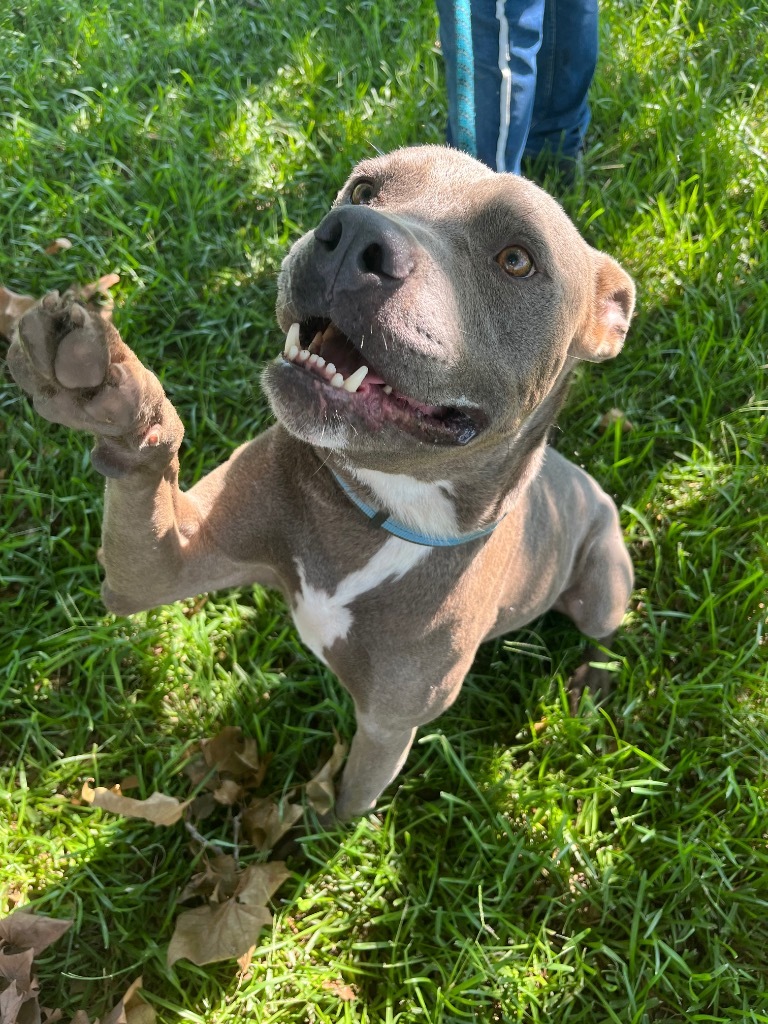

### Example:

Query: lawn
xmin=1 ymin=0 xmax=767 ymax=1021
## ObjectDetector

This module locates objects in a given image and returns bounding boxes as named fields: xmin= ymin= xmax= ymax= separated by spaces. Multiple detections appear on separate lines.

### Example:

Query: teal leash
xmin=454 ymin=0 xmax=477 ymax=156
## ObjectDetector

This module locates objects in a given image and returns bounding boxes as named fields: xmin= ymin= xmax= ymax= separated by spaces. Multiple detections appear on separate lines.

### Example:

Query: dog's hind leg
xmin=553 ymin=508 xmax=633 ymax=712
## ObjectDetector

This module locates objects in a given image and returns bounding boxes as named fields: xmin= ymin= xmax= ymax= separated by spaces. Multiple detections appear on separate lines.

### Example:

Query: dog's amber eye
xmin=350 ymin=180 xmax=376 ymax=205
xmin=496 ymin=246 xmax=535 ymax=278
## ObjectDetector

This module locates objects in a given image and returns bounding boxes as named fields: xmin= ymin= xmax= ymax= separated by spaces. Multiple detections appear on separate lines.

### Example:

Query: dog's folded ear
xmin=570 ymin=251 xmax=636 ymax=362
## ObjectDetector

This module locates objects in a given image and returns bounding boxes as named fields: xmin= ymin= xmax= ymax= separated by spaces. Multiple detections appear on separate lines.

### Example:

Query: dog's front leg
xmin=334 ymin=714 xmax=419 ymax=820
xmin=333 ymin=659 xmax=471 ymax=820
xmin=7 ymin=294 xmax=259 ymax=614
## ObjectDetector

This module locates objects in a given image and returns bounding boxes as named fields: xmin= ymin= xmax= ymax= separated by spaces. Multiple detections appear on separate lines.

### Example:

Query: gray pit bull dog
xmin=7 ymin=146 xmax=635 ymax=821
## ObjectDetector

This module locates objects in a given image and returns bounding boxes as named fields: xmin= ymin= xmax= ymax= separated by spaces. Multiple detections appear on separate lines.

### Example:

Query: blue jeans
xmin=436 ymin=0 xmax=598 ymax=173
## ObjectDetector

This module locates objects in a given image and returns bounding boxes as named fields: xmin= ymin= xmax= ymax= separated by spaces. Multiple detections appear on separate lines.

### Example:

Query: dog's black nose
xmin=313 ymin=206 xmax=415 ymax=289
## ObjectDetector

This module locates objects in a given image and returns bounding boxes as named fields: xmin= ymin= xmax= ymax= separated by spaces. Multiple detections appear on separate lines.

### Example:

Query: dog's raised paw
xmin=8 ymin=292 xmax=150 ymax=437
xmin=52 ymin=303 xmax=109 ymax=389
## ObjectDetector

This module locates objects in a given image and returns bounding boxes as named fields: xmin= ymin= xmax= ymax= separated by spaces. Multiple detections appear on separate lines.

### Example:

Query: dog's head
xmin=263 ymin=146 xmax=634 ymax=470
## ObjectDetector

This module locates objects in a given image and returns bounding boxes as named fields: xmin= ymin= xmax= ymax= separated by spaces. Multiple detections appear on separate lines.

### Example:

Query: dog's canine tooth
xmin=330 ymin=372 xmax=344 ymax=388
xmin=343 ymin=365 xmax=369 ymax=393
xmin=288 ymin=345 xmax=300 ymax=361
xmin=383 ymin=385 xmax=393 ymax=395
xmin=284 ymin=322 xmax=300 ymax=355
xmin=309 ymin=332 xmax=323 ymax=354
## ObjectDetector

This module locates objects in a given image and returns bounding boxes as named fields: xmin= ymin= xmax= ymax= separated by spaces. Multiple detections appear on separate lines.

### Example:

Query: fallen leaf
xmin=200 ymin=727 xmax=266 ymax=783
xmin=81 ymin=782 xmax=190 ymax=827
xmin=0 ymin=981 xmax=26 ymax=1022
xmin=322 ymin=978 xmax=357 ymax=1001
xmin=0 ymin=909 xmax=73 ymax=1024
xmin=211 ymin=779 xmax=243 ymax=807
xmin=68 ymin=274 xmax=120 ymax=318
xmin=0 ymin=910 xmax=73 ymax=957
xmin=0 ymin=286 xmax=36 ymax=340
xmin=236 ymin=945 xmax=255 ymax=979
xmin=102 ymin=977 xmax=155 ymax=1024
xmin=305 ymin=739 xmax=347 ymax=817
xmin=0 ymin=948 xmax=34 ymax=986
xmin=235 ymin=862 xmax=291 ymax=909
xmin=598 ymin=407 xmax=634 ymax=433
xmin=178 ymin=854 xmax=239 ymax=904
xmin=167 ymin=862 xmax=290 ymax=967
xmin=166 ymin=901 xmax=273 ymax=968
xmin=241 ymin=797 xmax=303 ymax=851
xmin=44 ymin=238 xmax=73 ymax=255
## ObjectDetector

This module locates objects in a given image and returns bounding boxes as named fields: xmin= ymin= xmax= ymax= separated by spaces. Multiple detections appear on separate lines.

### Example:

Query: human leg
xmin=437 ymin=0 xmax=546 ymax=174
xmin=525 ymin=0 xmax=598 ymax=161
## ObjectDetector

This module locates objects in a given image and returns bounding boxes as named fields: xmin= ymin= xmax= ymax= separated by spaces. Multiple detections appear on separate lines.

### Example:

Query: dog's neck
xmin=324 ymin=366 xmax=573 ymax=543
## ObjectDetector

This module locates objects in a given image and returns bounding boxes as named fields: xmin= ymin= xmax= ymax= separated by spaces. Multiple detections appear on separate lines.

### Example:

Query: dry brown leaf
xmin=178 ymin=854 xmax=239 ymax=904
xmin=305 ymin=739 xmax=347 ymax=817
xmin=81 ymin=782 xmax=190 ymax=827
xmin=0 ymin=981 xmax=27 ymax=1023
xmin=0 ymin=910 xmax=73 ymax=957
xmin=234 ymin=862 xmax=291 ymax=909
xmin=44 ymin=238 xmax=73 ymax=255
xmin=211 ymin=779 xmax=243 ymax=807
xmin=0 ymin=909 xmax=73 ymax=1024
xmin=102 ymin=977 xmax=155 ymax=1024
xmin=200 ymin=727 xmax=266 ymax=784
xmin=322 ymin=978 xmax=357 ymax=1001
xmin=166 ymin=901 xmax=273 ymax=968
xmin=167 ymin=862 xmax=290 ymax=967
xmin=236 ymin=945 xmax=255 ymax=979
xmin=68 ymin=274 xmax=120 ymax=319
xmin=241 ymin=797 xmax=303 ymax=851
xmin=598 ymin=407 xmax=634 ymax=433
xmin=69 ymin=1012 xmax=90 ymax=1024
xmin=0 ymin=286 xmax=36 ymax=340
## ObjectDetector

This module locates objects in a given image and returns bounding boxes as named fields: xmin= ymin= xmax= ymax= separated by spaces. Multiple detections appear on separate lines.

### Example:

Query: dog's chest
xmin=290 ymin=535 xmax=430 ymax=665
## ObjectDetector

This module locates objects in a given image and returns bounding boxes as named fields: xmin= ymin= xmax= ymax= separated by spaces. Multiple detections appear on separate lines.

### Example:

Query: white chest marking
xmin=349 ymin=467 xmax=460 ymax=539
xmin=292 ymin=536 xmax=430 ymax=664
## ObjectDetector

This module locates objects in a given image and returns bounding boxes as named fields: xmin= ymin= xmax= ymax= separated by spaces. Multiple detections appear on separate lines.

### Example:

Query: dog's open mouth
xmin=280 ymin=319 xmax=482 ymax=445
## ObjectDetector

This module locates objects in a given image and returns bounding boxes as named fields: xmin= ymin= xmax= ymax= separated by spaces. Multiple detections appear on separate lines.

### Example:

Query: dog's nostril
xmin=315 ymin=218 xmax=343 ymax=251
xmin=361 ymin=242 xmax=384 ymax=275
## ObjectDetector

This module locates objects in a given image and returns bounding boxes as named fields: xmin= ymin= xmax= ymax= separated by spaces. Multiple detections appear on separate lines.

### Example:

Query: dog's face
xmin=263 ymin=146 xmax=634 ymax=468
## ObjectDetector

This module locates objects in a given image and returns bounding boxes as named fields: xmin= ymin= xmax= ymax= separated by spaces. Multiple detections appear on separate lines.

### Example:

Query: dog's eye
xmin=496 ymin=245 xmax=535 ymax=278
xmin=350 ymin=180 xmax=376 ymax=205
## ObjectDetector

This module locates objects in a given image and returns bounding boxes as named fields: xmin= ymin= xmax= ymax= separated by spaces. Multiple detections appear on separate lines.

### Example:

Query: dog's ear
xmin=571 ymin=251 xmax=635 ymax=362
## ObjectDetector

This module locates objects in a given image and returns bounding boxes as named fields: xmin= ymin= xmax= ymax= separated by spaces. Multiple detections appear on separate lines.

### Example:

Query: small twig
xmin=232 ymin=811 xmax=242 ymax=867
xmin=184 ymin=819 xmax=224 ymax=857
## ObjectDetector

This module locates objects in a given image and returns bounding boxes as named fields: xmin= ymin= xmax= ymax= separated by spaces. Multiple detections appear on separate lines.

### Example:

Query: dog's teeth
xmin=343 ymin=365 xmax=369 ymax=393
xmin=383 ymin=385 xmax=393 ymax=395
xmin=308 ymin=354 xmax=319 ymax=366
xmin=315 ymin=356 xmax=326 ymax=369
xmin=288 ymin=345 xmax=300 ymax=361
xmin=309 ymin=332 xmax=323 ymax=354
xmin=330 ymin=372 xmax=344 ymax=388
xmin=284 ymin=323 xmax=300 ymax=356
xmin=324 ymin=363 xmax=336 ymax=378
xmin=298 ymin=349 xmax=310 ymax=362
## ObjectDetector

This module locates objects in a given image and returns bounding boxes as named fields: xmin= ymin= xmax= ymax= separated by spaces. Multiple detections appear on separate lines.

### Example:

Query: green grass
xmin=1 ymin=0 xmax=767 ymax=1020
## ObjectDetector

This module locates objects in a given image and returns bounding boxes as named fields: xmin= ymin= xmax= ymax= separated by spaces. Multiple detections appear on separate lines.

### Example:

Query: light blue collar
xmin=331 ymin=470 xmax=504 ymax=548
